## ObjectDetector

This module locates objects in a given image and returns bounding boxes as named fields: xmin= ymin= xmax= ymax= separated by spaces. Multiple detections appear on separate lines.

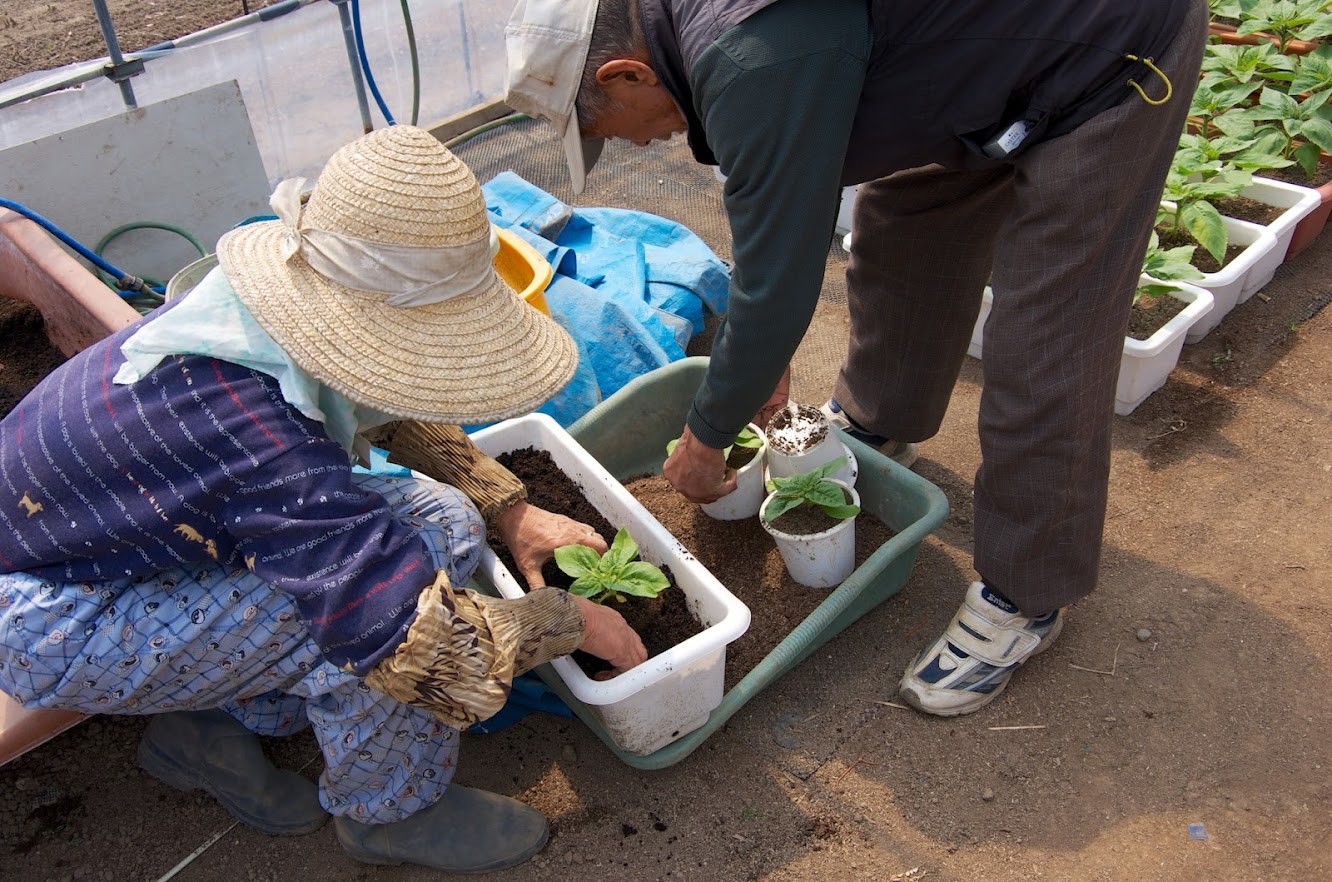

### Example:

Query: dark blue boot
xmin=137 ymin=708 xmax=327 ymax=835
xmin=334 ymin=784 xmax=549 ymax=873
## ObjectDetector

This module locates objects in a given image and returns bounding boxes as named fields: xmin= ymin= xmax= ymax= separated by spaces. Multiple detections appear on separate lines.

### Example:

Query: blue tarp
xmin=476 ymin=172 xmax=730 ymax=430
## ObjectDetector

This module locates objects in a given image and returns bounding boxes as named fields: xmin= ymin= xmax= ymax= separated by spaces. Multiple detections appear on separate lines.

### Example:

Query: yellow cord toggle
xmin=1124 ymin=54 xmax=1172 ymax=106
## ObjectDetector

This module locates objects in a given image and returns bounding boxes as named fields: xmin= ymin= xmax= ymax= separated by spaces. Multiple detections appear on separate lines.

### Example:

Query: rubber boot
xmin=137 ymin=708 xmax=328 ymax=835
xmin=334 ymin=784 xmax=549 ymax=873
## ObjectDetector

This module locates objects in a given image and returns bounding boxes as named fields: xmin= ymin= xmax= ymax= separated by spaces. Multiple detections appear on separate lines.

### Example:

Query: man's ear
xmin=594 ymin=58 xmax=658 ymax=89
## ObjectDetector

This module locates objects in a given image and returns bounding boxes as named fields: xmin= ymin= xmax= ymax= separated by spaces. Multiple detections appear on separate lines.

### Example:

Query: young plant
xmin=553 ymin=527 xmax=670 ymax=604
xmin=1240 ymin=84 xmax=1332 ymax=179
xmin=1138 ymin=232 xmax=1204 ymax=306
xmin=1235 ymin=0 xmax=1332 ymax=54
xmin=1200 ymin=41 xmax=1294 ymax=93
xmin=762 ymin=457 xmax=861 ymax=524
xmin=1157 ymin=155 xmax=1254 ymax=263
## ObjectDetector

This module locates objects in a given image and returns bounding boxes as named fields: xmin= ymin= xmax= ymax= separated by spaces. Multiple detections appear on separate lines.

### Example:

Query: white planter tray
xmin=968 ymin=278 xmax=1216 ymax=416
xmin=469 ymin=413 xmax=751 ymax=756
xmin=1155 ymin=205 xmax=1279 ymax=344
xmin=1231 ymin=177 xmax=1321 ymax=303
xmin=1117 ymin=279 xmax=1214 ymax=415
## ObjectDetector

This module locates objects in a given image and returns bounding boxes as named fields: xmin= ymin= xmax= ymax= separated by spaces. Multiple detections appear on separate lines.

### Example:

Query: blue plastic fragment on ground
xmin=1188 ymin=822 xmax=1209 ymax=841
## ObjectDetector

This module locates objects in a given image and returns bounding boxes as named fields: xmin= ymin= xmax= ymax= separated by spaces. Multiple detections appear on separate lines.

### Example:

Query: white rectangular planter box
xmin=968 ymin=278 xmax=1216 ymax=415
xmin=470 ymin=413 xmax=751 ymax=756
xmin=1117 ymin=279 xmax=1214 ymax=415
xmin=1165 ymin=210 xmax=1279 ymax=344
xmin=1231 ymin=177 xmax=1321 ymax=303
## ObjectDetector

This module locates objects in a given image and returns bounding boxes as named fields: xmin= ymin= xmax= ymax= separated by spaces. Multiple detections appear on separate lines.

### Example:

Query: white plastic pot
xmin=760 ymin=480 xmax=860 ymax=589
xmin=1230 ymin=177 xmax=1321 ymax=303
xmin=764 ymin=404 xmax=858 ymax=487
xmin=700 ymin=423 xmax=767 ymax=520
xmin=1116 ymin=279 xmax=1215 ymax=415
xmin=470 ymin=413 xmax=751 ymax=756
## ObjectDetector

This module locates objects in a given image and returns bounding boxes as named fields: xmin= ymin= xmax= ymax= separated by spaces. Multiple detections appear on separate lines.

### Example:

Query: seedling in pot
xmin=554 ymin=527 xmax=670 ymax=604
xmin=762 ymin=457 xmax=861 ymax=524
xmin=665 ymin=426 xmax=764 ymax=462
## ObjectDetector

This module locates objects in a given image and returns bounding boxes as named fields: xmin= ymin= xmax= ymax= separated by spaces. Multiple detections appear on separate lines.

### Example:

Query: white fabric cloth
xmin=270 ymin=178 xmax=498 ymax=307
xmin=113 ymin=266 xmax=387 ymax=463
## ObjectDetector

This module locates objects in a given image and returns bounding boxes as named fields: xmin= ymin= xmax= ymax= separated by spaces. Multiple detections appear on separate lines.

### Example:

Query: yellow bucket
xmin=493 ymin=226 xmax=553 ymax=316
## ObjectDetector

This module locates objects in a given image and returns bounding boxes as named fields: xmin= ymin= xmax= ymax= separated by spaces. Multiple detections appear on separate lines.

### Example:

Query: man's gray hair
xmin=576 ymin=0 xmax=646 ymax=130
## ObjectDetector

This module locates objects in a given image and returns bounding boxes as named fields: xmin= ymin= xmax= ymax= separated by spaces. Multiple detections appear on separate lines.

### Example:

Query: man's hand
xmin=663 ymin=426 xmax=735 ymax=503
xmin=752 ymin=364 xmax=792 ymax=432
xmin=493 ymin=500 xmax=608 ymax=588
xmin=572 ymin=595 xmax=648 ymax=673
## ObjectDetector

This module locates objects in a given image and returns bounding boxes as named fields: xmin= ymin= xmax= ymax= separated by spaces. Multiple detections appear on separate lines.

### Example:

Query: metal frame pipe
xmin=91 ymin=0 xmax=137 ymax=109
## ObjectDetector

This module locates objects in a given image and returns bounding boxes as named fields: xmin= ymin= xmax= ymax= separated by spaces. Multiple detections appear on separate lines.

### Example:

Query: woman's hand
xmin=493 ymin=500 xmax=608 ymax=587
xmin=572 ymin=595 xmax=648 ymax=674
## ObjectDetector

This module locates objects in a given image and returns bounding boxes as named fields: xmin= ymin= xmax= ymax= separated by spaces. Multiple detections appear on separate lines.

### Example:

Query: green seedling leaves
xmin=1139 ymin=232 xmax=1204 ymax=304
xmin=554 ymin=527 xmax=670 ymax=604
xmin=665 ymin=425 xmax=764 ymax=459
xmin=763 ymin=457 xmax=861 ymax=524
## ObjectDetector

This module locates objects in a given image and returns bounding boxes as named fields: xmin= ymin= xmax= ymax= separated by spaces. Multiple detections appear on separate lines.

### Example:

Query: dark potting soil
xmin=727 ymin=443 xmax=759 ymax=470
xmin=1212 ymin=195 xmax=1286 ymax=227
xmin=623 ymin=473 xmax=896 ymax=693
xmin=1127 ymin=290 xmax=1189 ymax=341
xmin=1156 ymin=227 xmax=1246 ymax=275
xmin=1 ymin=300 xmax=66 ymax=419
xmin=1259 ymin=164 xmax=1332 ymax=190
xmin=492 ymin=448 xmax=705 ymax=678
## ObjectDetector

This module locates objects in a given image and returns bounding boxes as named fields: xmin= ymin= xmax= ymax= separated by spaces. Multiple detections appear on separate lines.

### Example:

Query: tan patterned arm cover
xmin=364 ymin=569 xmax=585 ymax=728
xmin=385 ymin=421 xmax=527 ymax=523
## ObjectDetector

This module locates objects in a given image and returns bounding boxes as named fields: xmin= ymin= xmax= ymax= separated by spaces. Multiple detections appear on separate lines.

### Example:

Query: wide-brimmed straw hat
xmin=216 ymin=125 xmax=577 ymax=424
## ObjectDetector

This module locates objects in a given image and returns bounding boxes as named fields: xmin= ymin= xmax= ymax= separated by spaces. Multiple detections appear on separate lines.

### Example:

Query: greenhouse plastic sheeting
xmin=477 ymin=172 xmax=730 ymax=428
xmin=0 ymin=0 xmax=506 ymax=186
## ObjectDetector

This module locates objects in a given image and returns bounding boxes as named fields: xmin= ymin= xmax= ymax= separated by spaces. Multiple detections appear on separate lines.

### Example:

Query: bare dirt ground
xmin=3 ymin=4 xmax=1331 ymax=882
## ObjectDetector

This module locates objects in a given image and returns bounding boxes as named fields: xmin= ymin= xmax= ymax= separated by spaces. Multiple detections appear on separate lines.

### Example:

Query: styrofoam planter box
xmin=1233 ymin=177 xmax=1321 ymax=303
xmin=1116 ymin=279 xmax=1215 ymax=415
xmin=469 ymin=413 xmax=751 ymax=756
xmin=969 ymin=278 xmax=1216 ymax=415
xmin=1159 ymin=207 xmax=1278 ymax=344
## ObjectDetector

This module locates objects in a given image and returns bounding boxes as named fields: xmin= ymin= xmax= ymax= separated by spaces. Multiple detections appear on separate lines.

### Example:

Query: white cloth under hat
xmin=505 ymin=0 xmax=605 ymax=195
xmin=214 ymin=125 xmax=578 ymax=425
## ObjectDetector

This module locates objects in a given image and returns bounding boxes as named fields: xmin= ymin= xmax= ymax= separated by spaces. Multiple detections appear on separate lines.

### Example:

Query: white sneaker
xmin=898 ymin=581 xmax=1063 ymax=716
xmin=819 ymin=399 xmax=919 ymax=469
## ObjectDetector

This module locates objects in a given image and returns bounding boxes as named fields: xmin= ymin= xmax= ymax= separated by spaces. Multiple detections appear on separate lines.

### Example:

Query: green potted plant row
xmin=1208 ymin=0 xmax=1332 ymax=55
xmin=1202 ymin=3 xmax=1332 ymax=255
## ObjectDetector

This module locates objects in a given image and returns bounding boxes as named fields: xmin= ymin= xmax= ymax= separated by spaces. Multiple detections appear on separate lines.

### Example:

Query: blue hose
xmin=350 ymin=0 xmax=396 ymax=126
xmin=0 ymin=197 xmax=162 ymax=298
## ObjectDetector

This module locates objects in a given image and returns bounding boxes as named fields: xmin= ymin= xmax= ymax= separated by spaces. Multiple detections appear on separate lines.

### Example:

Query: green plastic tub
xmin=524 ymin=357 xmax=948 ymax=769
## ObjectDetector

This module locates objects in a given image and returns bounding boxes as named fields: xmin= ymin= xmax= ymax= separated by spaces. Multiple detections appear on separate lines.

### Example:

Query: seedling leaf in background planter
xmin=762 ymin=457 xmax=861 ymax=523
xmin=554 ymin=527 xmax=670 ymax=604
